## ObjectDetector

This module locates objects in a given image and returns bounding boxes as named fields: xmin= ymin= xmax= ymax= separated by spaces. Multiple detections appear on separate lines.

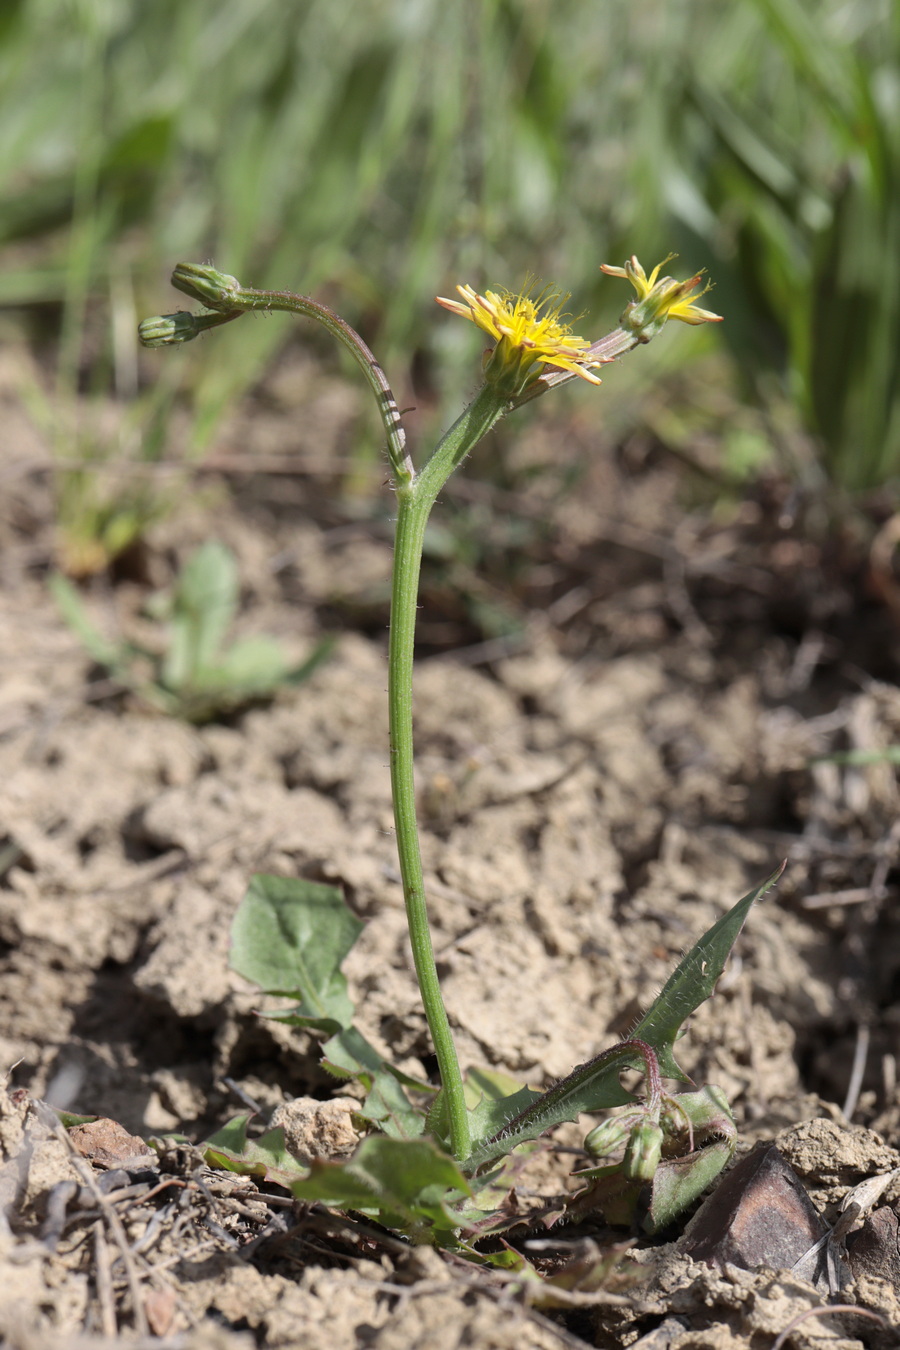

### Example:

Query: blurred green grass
xmin=0 ymin=2 xmax=712 ymax=417
xmin=2 ymin=0 xmax=898 ymax=514
xmin=668 ymin=0 xmax=900 ymax=494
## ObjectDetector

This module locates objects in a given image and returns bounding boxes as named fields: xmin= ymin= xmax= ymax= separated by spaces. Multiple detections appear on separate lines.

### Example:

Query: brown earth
xmin=1 ymin=344 xmax=899 ymax=1347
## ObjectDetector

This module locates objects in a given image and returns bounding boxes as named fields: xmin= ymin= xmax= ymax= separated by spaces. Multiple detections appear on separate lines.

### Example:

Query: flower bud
xmin=622 ymin=1120 xmax=664 ymax=1182
xmin=137 ymin=311 xmax=202 ymax=347
xmin=171 ymin=263 xmax=242 ymax=311
xmin=584 ymin=1114 xmax=638 ymax=1160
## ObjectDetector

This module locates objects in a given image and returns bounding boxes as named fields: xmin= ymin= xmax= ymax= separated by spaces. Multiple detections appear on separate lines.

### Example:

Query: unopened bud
xmin=138 ymin=308 xmax=239 ymax=348
xmin=584 ymin=1114 xmax=638 ymax=1160
xmin=137 ymin=311 xmax=202 ymax=348
xmin=171 ymin=263 xmax=242 ymax=311
xmin=623 ymin=1120 xmax=664 ymax=1182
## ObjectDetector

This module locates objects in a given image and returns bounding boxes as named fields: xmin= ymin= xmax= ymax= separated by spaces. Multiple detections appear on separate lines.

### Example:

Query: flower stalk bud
xmin=584 ymin=1114 xmax=639 ymax=1160
xmin=170 ymin=263 xmax=242 ymax=311
xmin=623 ymin=1120 xmax=664 ymax=1182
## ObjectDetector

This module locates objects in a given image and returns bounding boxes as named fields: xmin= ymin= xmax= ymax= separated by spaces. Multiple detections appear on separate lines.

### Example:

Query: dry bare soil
xmin=1 ymin=349 xmax=899 ymax=1348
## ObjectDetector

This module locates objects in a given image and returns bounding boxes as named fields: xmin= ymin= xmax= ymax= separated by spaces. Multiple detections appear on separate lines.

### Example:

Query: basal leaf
xmin=163 ymin=541 xmax=238 ymax=690
xmin=630 ymin=864 xmax=784 ymax=1079
xmin=290 ymin=1135 xmax=471 ymax=1238
xmin=49 ymin=574 xmax=125 ymax=669
xmin=201 ymin=636 xmax=291 ymax=690
xmin=463 ymin=1065 xmax=526 ymax=1108
xmin=359 ymin=1072 xmax=426 ymax=1139
xmin=465 ymin=1072 xmax=631 ymax=1172
xmin=230 ymin=875 xmax=363 ymax=1032
xmin=466 ymin=1084 xmax=541 ymax=1156
xmin=322 ymin=1024 xmax=435 ymax=1094
xmin=283 ymin=636 xmax=335 ymax=687
xmin=645 ymin=1135 xmax=737 ymax=1234
xmin=203 ymin=1113 xmax=309 ymax=1188
xmin=57 ymin=1110 xmax=99 ymax=1128
xmin=321 ymin=1025 xmax=431 ymax=1138
xmin=464 ymin=867 xmax=783 ymax=1171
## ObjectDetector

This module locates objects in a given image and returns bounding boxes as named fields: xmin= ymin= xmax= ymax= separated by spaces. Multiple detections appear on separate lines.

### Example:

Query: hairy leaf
xmin=629 ymin=864 xmax=784 ymax=1079
xmin=464 ymin=868 xmax=782 ymax=1170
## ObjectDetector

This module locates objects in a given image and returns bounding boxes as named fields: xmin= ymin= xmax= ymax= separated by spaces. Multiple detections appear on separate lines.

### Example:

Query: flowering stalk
xmin=139 ymin=256 xmax=720 ymax=1163
xmin=143 ymin=264 xmax=414 ymax=485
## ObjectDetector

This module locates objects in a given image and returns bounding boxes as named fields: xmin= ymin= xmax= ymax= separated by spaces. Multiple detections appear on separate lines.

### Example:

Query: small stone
xmin=68 ymin=1117 xmax=153 ymax=1168
xmin=846 ymin=1205 xmax=900 ymax=1286
xmin=629 ymin=1317 xmax=690 ymax=1348
xmin=143 ymin=1285 xmax=177 ymax=1336
xmin=681 ymin=1143 xmax=828 ymax=1274
xmin=269 ymin=1097 xmax=361 ymax=1165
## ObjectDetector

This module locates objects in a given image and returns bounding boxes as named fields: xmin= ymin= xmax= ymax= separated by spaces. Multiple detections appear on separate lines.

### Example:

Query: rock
xmin=269 ymin=1097 xmax=361 ymax=1165
xmin=68 ymin=1117 xmax=154 ymax=1168
xmin=681 ymin=1143 xmax=828 ymax=1276
xmin=846 ymin=1204 xmax=900 ymax=1286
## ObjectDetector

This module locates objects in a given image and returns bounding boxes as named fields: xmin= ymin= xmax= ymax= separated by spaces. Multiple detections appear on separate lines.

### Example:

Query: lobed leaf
xmin=464 ymin=867 xmax=783 ymax=1171
xmin=629 ymin=864 xmax=784 ymax=1079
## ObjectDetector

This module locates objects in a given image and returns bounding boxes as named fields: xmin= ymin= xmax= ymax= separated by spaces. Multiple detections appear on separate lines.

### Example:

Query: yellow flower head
xmin=600 ymin=255 xmax=723 ymax=342
xmin=436 ymin=282 xmax=607 ymax=396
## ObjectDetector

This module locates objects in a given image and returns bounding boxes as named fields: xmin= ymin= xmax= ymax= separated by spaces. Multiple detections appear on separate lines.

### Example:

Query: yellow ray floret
xmin=600 ymin=256 xmax=723 ymax=327
xmin=436 ymin=283 xmax=606 ymax=385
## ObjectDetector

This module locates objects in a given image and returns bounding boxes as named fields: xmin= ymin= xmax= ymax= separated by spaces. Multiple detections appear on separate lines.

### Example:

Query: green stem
xmin=388 ymin=386 xmax=508 ymax=1161
xmin=236 ymin=287 xmax=414 ymax=483
xmin=167 ymin=265 xmax=414 ymax=483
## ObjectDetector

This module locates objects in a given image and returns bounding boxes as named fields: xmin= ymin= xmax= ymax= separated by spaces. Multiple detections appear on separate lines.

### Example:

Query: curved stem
xmin=233 ymin=288 xmax=414 ymax=483
xmin=168 ymin=267 xmax=414 ymax=483
xmin=154 ymin=266 xmax=514 ymax=1160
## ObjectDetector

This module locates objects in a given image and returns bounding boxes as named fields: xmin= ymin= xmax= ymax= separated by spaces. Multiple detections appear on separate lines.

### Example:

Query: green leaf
xmin=203 ymin=1113 xmax=310 ymax=1188
xmin=463 ymin=1065 xmax=526 ymax=1109
xmin=196 ymin=636 xmax=290 ymax=691
xmin=283 ymin=636 xmax=336 ymax=687
xmin=57 ymin=1110 xmax=99 ymax=1128
xmin=289 ymin=1136 xmax=472 ymax=1238
xmin=466 ymin=1084 xmax=543 ymax=1157
xmin=464 ymin=867 xmax=783 ymax=1171
xmin=162 ymin=541 xmax=238 ymax=691
xmin=49 ymin=573 xmax=124 ymax=670
xmin=629 ymin=864 xmax=784 ymax=1080
xmin=811 ymin=746 xmax=900 ymax=767
xmin=321 ymin=1025 xmax=433 ymax=1093
xmin=170 ymin=636 xmax=333 ymax=721
xmin=645 ymin=1136 xmax=736 ymax=1234
xmin=359 ymin=1073 xmax=426 ymax=1139
xmin=570 ymin=1085 xmax=737 ymax=1233
xmin=321 ymin=1026 xmax=430 ymax=1139
xmin=230 ymin=874 xmax=364 ymax=1032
